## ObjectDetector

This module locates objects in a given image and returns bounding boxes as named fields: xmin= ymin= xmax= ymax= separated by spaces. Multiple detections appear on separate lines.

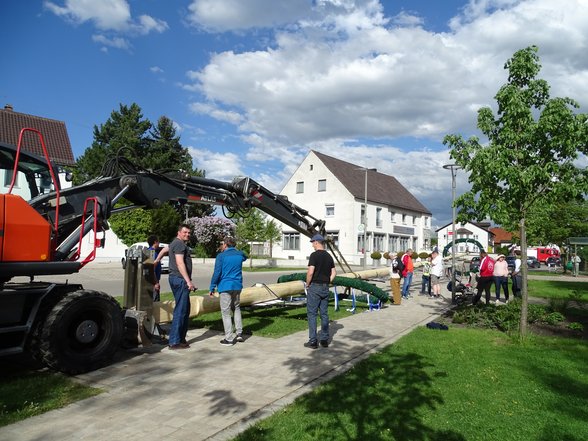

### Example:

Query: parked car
xmin=545 ymin=256 xmax=562 ymax=267
xmin=121 ymin=242 xmax=169 ymax=273
xmin=469 ymin=256 xmax=481 ymax=273
xmin=527 ymin=256 xmax=541 ymax=268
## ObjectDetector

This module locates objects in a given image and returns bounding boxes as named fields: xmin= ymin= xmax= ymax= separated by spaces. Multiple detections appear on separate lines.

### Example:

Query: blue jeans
xmin=402 ymin=272 xmax=413 ymax=297
xmin=494 ymin=276 xmax=509 ymax=300
xmin=168 ymin=275 xmax=191 ymax=345
xmin=307 ymin=283 xmax=330 ymax=343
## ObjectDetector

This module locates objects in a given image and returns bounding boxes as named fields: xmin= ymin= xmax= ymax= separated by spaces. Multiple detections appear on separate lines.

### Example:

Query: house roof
xmin=489 ymin=227 xmax=513 ymax=244
xmin=311 ymin=150 xmax=431 ymax=215
xmin=436 ymin=221 xmax=495 ymax=236
xmin=0 ymin=105 xmax=75 ymax=166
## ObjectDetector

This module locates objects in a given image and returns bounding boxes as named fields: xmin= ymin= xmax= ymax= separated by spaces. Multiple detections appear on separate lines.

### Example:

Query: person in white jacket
xmin=493 ymin=254 xmax=509 ymax=304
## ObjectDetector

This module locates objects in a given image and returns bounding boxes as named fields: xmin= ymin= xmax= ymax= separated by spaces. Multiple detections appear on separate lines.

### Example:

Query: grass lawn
xmin=233 ymin=327 xmax=588 ymax=441
xmin=527 ymin=279 xmax=588 ymax=301
xmin=0 ymin=364 xmax=101 ymax=427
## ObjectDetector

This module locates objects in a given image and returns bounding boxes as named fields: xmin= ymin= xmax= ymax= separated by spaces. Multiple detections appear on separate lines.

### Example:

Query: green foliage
xmin=567 ymin=322 xmax=584 ymax=331
xmin=418 ymin=251 xmax=430 ymax=259
xmin=264 ymin=219 xmax=282 ymax=258
xmin=74 ymin=103 xmax=152 ymax=184
xmin=383 ymin=251 xmax=390 ymax=260
xmin=370 ymin=251 xmax=382 ymax=260
xmin=444 ymin=46 xmax=588 ymax=337
xmin=544 ymin=311 xmax=565 ymax=325
xmin=108 ymin=208 xmax=153 ymax=246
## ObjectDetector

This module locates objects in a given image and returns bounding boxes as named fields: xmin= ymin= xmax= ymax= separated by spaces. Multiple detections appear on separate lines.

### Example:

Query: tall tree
xmin=264 ymin=219 xmax=282 ymax=258
xmin=145 ymin=116 xmax=192 ymax=171
xmin=235 ymin=209 xmax=266 ymax=267
xmin=444 ymin=46 xmax=588 ymax=338
xmin=74 ymin=103 xmax=151 ymax=183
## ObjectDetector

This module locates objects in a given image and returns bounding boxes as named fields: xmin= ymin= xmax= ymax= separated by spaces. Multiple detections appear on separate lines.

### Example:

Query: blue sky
xmin=2 ymin=0 xmax=587 ymax=227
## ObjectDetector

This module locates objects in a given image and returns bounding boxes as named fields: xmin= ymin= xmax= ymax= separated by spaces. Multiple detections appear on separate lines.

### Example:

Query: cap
xmin=498 ymin=254 xmax=505 ymax=259
xmin=310 ymin=234 xmax=325 ymax=242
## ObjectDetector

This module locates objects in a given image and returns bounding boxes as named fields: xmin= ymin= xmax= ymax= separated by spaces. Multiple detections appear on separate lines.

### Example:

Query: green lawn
xmin=234 ymin=327 xmax=588 ymax=441
xmin=528 ymin=279 xmax=588 ymax=300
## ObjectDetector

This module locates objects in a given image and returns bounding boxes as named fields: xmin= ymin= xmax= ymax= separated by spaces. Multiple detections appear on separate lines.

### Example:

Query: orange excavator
xmin=0 ymin=128 xmax=350 ymax=374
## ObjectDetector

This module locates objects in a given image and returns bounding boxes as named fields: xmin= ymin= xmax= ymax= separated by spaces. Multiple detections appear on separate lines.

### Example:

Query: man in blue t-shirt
xmin=209 ymin=236 xmax=247 ymax=346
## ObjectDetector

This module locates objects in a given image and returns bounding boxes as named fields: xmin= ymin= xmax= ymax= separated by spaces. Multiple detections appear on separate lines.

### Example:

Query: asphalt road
xmin=19 ymin=261 xmax=310 ymax=297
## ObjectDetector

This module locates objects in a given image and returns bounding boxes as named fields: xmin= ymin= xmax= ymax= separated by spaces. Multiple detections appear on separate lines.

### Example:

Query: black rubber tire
xmin=39 ymin=290 xmax=123 ymax=375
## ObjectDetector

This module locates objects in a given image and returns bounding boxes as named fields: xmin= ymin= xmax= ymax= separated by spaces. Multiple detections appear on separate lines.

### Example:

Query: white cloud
xmin=181 ymin=0 xmax=588 ymax=225
xmin=150 ymin=66 xmax=164 ymax=74
xmin=92 ymin=34 xmax=131 ymax=51
xmin=186 ymin=0 xmax=311 ymax=32
xmin=45 ymin=0 xmax=168 ymax=45
xmin=187 ymin=148 xmax=245 ymax=181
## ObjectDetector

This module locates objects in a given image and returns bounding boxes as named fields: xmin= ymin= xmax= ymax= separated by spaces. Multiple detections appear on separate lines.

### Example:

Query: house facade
xmin=0 ymin=105 xmax=127 ymax=262
xmin=436 ymin=221 xmax=494 ymax=255
xmin=271 ymin=150 xmax=433 ymax=265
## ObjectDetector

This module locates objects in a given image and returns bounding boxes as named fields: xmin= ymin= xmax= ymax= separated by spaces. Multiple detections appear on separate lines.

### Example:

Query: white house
xmin=272 ymin=150 xmax=432 ymax=265
xmin=436 ymin=221 xmax=494 ymax=255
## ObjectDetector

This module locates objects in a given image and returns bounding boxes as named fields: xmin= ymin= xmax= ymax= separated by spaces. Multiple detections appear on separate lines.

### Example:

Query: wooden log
xmin=153 ymin=266 xmax=393 ymax=323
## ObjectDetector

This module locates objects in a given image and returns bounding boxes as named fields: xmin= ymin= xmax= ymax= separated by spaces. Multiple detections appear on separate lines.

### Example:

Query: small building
xmin=272 ymin=150 xmax=432 ymax=265
xmin=436 ymin=221 xmax=494 ymax=255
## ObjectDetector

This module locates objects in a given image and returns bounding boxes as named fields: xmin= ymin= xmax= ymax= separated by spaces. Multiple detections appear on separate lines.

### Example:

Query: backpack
xmin=392 ymin=256 xmax=405 ymax=274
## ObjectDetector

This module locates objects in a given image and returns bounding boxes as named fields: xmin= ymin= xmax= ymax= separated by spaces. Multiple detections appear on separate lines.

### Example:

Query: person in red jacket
xmin=473 ymin=250 xmax=495 ymax=305
xmin=401 ymin=248 xmax=414 ymax=299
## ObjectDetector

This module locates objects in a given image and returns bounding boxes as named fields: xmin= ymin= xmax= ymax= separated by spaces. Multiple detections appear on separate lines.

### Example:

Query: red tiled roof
xmin=489 ymin=227 xmax=513 ymax=244
xmin=312 ymin=150 xmax=431 ymax=215
xmin=0 ymin=106 xmax=75 ymax=166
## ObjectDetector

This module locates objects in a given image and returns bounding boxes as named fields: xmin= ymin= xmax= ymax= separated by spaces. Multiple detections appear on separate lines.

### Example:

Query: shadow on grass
xmin=237 ymin=331 xmax=464 ymax=441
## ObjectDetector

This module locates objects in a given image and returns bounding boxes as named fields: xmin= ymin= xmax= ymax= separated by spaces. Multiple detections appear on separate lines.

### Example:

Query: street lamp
xmin=357 ymin=167 xmax=377 ymax=269
xmin=443 ymin=164 xmax=461 ymax=304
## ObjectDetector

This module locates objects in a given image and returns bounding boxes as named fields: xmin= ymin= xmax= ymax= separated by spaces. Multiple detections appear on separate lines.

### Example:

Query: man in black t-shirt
xmin=305 ymin=234 xmax=336 ymax=349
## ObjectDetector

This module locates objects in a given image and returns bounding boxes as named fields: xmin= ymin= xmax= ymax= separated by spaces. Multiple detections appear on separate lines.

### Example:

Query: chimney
xmin=4 ymin=104 xmax=13 ymax=111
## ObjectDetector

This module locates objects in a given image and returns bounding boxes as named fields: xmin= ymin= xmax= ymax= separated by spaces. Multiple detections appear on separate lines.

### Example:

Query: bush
xmin=568 ymin=322 xmax=584 ymax=331
xmin=370 ymin=251 xmax=382 ymax=260
xmin=418 ymin=252 xmax=430 ymax=259
xmin=544 ymin=311 xmax=565 ymax=325
xmin=411 ymin=252 xmax=418 ymax=259
xmin=383 ymin=252 xmax=390 ymax=260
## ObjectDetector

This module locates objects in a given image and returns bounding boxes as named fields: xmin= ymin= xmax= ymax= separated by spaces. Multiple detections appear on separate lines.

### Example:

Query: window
xmin=358 ymin=233 xmax=372 ymax=252
xmin=412 ymin=216 xmax=416 ymax=225
xmin=374 ymin=233 xmax=385 ymax=251
xmin=361 ymin=204 xmax=366 ymax=224
xmin=424 ymin=216 xmax=429 ymax=228
xmin=402 ymin=214 xmax=407 ymax=224
xmin=283 ymin=233 xmax=300 ymax=250
xmin=310 ymin=164 xmax=313 ymax=171
xmin=376 ymin=208 xmax=382 ymax=227
xmin=390 ymin=211 xmax=395 ymax=222
xmin=399 ymin=236 xmax=409 ymax=251
xmin=296 ymin=181 xmax=304 ymax=194
xmin=3 ymin=169 xmax=16 ymax=187
xmin=318 ymin=179 xmax=326 ymax=192
xmin=388 ymin=235 xmax=399 ymax=252
xmin=325 ymin=204 xmax=334 ymax=217
xmin=326 ymin=231 xmax=339 ymax=247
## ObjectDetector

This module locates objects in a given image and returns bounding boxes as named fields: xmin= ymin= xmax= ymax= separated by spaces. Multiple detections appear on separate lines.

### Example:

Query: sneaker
xmin=304 ymin=341 xmax=318 ymax=349
xmin=319 ymin=340 xmax=329 ymax=348
xmin=235 ymin=334 xmax=245 ymax=342
xmin=220 ymin=339 xmax=235 ymax=346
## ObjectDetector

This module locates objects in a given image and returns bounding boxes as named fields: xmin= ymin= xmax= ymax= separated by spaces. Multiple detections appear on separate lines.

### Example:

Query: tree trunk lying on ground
xmin=153 ymin=266 xmax=392 ymax=323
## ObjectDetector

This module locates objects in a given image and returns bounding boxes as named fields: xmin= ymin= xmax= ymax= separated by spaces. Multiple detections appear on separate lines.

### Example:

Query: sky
xmin=2 ymin=0 xmax=588 ymax=228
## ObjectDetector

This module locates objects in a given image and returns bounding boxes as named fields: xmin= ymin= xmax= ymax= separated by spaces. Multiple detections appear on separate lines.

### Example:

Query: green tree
xmin=264 ymin=219 xmax=282 ymax=258
xmin=444 ymin=46 xmax=588 ymax=338
xmin=235 ymin=209 xmax=266 ymax=266
xmin=74 ymin=103 xmax=152 ymax=184
xmin=146 ymin=116 xmax=192 ymax=171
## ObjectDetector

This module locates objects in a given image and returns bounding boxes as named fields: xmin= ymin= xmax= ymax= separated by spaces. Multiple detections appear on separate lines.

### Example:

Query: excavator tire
xmin=39 ymin=290 xmax=123 ymax=375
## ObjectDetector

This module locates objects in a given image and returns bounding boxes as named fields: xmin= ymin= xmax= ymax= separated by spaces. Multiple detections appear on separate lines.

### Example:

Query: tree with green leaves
xmin=444 ymin=46 xmax=588 ymax=338
xmin=74 ymin=103 xmax=152 ymax=184
xmin=235 ymin=209 xmax=266 ymax=266
xmin=264 ymin=219 xmax=282 ymax=258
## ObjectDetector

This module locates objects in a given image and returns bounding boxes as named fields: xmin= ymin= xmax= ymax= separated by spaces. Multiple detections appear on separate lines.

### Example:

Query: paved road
xmin=13 ymin=261 xmax=313 ymax=297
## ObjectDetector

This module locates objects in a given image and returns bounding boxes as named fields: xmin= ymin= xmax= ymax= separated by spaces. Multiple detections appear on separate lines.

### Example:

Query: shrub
xmin=370 ymin=251 xmax=382 ymax=260
xmin=418 ymin=252 xmax=430 ymax=259
xmin=544 ymin=311 xmax=565 ymax=325
xmin=383 ymin=252 xmax=391 ymax=260
xmin=411 ymin=251 xmax=418 ymax=259
xmin=567 ymin=322 xmax=584 ymax=331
